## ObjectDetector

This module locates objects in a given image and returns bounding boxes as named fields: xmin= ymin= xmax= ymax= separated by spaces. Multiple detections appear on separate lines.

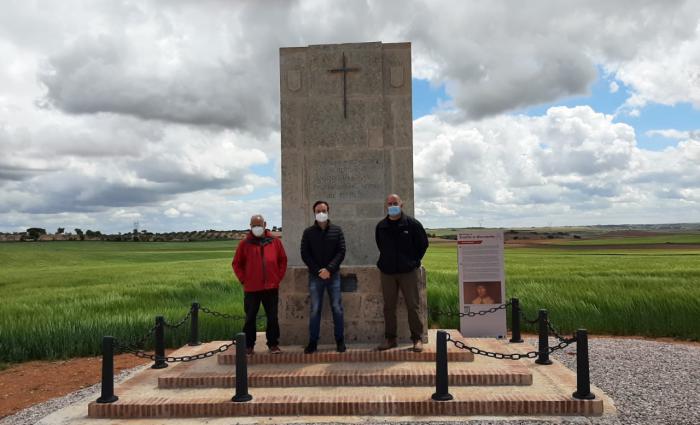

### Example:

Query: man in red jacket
xmin=232 ymin=214 xmax=287 ymax=354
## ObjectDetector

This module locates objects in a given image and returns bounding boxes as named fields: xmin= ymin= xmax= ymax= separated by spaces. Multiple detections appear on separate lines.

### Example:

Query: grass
xmin=1 ymin=240 xmax=699 ymax=363
xmin=0 ymin=241 xmax=243 ymax=364
xmin=424 ymin=245 xmax=700 ymax=340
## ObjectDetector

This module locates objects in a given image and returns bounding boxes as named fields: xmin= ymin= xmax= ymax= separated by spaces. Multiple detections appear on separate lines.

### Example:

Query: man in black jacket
xmin=300 ymin=200 xmax=347 ymax=353
xmin=375 ymin=193 xmax=429 ymax=352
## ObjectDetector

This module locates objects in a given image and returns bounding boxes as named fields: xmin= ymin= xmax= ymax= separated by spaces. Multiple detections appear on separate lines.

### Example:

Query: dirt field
xmin=508 ymin=240 xmax=700 ymax=250
xmin=430 ymin=237 xmax=700 ymax=250
xmin=0 ymin=355 xmax=149 ymax=418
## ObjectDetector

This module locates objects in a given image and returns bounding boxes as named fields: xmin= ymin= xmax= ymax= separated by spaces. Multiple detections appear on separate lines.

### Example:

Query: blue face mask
xmin=388 ymin=205 xmax=401 ymax=216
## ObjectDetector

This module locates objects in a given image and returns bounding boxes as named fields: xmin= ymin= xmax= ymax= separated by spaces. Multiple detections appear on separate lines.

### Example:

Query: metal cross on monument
xmin=328 ymin=52 xmax=360 ymax=119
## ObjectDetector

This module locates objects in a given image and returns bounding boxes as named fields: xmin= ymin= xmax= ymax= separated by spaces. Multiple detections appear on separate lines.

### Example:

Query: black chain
xmin=517 ymin=311 xmax=569 ymax=342
xmin=163 ymin=308 xmax=193 ymax=329
xmin=429 ymin=301 xmax=511 ymax=318
xmin=546 ymin=319 xmax=569 ymax=343
xmin=200 ymin=305 xmax=265 ymax=321
xmin=445 ymin=332 xmax=576 ymax=360
xmin=116 ymin=340 xmax=234 ymax=362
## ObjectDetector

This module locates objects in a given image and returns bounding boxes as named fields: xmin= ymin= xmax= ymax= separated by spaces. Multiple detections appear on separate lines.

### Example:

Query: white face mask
xmin=315 ymin=212 xmax=328 ymax=223
xmin=251 ymin=226 xmax=264 ymax=237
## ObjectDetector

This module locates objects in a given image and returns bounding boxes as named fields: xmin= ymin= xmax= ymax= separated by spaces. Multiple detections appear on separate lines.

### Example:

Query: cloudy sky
xmin=1 ymin=0 xmax=699 ymax=233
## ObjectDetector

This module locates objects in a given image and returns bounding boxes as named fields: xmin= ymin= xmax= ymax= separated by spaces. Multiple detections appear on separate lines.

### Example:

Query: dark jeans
xmin=308 ymin=272 xmax=344 ymax=343
xmin=380 ymin=268 xmax=423 ymax=341
xmin=243 ymin=288 xmax=280 ymax=349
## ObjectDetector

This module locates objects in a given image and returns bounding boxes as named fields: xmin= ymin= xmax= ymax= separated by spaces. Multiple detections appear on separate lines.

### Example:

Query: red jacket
xmin=232 ymin=230 xmax=287 ymax=293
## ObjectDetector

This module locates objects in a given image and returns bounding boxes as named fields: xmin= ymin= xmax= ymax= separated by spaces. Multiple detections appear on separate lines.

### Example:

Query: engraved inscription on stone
xmin=278 ymin=42 xmax=426 ymax=345
xmin=280 ymin=42 xmax=413 ymax=266
xmin=309 ymin=158 xmax=384 ymax=201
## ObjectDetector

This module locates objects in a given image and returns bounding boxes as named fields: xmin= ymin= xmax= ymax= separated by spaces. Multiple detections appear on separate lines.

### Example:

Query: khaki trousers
xmin=380 ymin=268 xmax=423 ymax=341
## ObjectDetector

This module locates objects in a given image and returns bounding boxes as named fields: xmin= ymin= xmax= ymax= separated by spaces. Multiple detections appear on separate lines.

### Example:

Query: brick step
xmin=84 ymin=334 xmax=612 ymax=420
xmin=218 ymin=346 xmax=473 ymax=365
xmin=88 ymin=387 xmax=603 ymax=418
xmin=158 ymin=363 xmax=532 ymax=388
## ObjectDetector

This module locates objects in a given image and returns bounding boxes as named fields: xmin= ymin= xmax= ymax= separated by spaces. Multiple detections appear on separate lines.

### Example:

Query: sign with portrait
xmin=457 ymin=231 xmax=507 ymax=338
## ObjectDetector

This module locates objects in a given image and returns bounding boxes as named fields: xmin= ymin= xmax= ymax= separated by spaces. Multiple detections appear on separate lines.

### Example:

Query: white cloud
xmin=645 ymin=129 xmax=700 ymax=140
xmin=0 ymin=114 xmax=274 ymax=216
xmin=163 ymin=208 xmax=180 ymax=218
xmin=12 ymin=0 xmax=698 ymax=125
xmin=609 ymin=81 xmax=619 ymax=93
xmin=613 ymin=19 xmax=700 ymax=111
xmin=413 ymin=106 xmax=699 ymax=227
xmin=1 ymin=0 xmax=700 ymax=231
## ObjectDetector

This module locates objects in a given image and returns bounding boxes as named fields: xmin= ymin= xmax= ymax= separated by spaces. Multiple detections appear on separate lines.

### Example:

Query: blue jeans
xmin=308 ymin=272 xmax=344 ymax=343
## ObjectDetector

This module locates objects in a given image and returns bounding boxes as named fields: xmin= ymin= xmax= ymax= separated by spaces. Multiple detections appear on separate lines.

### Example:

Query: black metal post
xmin=232 ymin=332 xmax=253 ymax=402
xmin=572 ymin=329 xmax=596 ymax=400
xmin=152 ymin=315 xmax=168 ymax=369
xmin=431 ymin=330 xmax=454 ymax=401
xmin=509 ymin=297 xmax=524 ymax=343
xmin=535 ymin=309 xmax=552 ymax=365
xmin=188 ymin=302 xmax=201 ymax=346
xmin=96 ymin=336 xmax=118 ymax=403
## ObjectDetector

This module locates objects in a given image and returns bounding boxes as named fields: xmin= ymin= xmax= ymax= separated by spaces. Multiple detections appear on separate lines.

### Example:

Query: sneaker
xmin=269 ymin=345 xmax=282 ymax=354
xmin=336 ymin=340 xmax=346 ymax=353
xmin=246 ymin=347 xmax=254 ymax=356
xmin=412 ymin=340 xmax=423 ymax=353
xmin=376 ymin=338 xmax=398 ymax=351
xmin=304 ymin=342 xmax=317 ymax=354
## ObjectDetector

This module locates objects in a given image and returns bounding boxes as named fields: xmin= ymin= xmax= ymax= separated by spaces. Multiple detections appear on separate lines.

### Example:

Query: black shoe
xmin=336 ymin=340 xmax=346 ymax=353
xmin=304 ymin=342 xmax=317 ymax=354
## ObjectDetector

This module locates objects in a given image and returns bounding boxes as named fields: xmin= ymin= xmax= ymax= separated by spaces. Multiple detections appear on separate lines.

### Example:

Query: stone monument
xmin=278 ymin=41 xmax=427 ymax=344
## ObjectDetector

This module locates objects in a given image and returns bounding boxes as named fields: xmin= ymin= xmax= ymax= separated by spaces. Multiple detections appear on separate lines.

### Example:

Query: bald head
xmin=386 ymin=193 xmax=403 ymax=207
xmin=386 ymin=193 xmax=403 ymax=219
xmin=250 ymin=214 xmax=265 ymax=227
xmin=386 ymin=194 xmax=402 ymax=205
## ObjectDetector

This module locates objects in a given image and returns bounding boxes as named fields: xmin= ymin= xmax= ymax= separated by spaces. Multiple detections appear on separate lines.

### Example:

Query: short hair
xmin=250 ymin=214 xmax=265 ymax=223
xmin=312 ymin=200 xmax=329 ymax=211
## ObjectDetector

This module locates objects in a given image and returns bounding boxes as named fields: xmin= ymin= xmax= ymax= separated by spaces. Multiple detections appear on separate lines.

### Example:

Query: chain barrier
xmin=429 ymin=301 xmax=511 ymax=318
xmin=430 ymin=300 xmax=573 ymax=345
xmin=163 ymin=308 xmax=193 ymax=329
xmin=116 ymin=339 xmax=234 ymax=362
xmin=199 ymin=305 xmax=265 ymax=321
xmin=444 ymin=332 xmax=576 ymax=360
xmin=108 ymin=303 xmax=252 ymax=363
xmin=546 ymin=318 xmax=569 ymax=343
xmin=517 ymin=310 xmax=569 ymax=342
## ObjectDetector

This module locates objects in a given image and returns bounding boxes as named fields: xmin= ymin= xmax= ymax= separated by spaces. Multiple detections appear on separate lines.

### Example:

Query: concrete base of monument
xmin=58 ymin=330 xmax=615 ymax=423
xmin=278 ymin=265 xmax=429 ymax=345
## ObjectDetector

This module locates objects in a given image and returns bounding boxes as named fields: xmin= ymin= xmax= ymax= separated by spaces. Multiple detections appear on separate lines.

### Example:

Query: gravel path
xmin=2 ymin=338 xmax=698 ymax=425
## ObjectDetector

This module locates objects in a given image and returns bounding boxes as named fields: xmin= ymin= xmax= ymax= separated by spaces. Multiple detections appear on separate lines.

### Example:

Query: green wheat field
xmin=1 ymin=238 xmax=699 ymax=363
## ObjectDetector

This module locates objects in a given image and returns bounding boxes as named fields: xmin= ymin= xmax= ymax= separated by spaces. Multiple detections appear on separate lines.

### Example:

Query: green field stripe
xmin=0 ymin=240 xmax=698 ymax=363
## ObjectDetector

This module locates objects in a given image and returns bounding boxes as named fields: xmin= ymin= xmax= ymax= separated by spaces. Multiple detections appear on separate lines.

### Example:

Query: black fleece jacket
xmin=375 ymin=213 xmax=429 ymax=274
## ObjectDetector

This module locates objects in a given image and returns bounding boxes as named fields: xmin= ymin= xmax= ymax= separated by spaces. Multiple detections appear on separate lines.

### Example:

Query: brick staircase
xmin=87 ymin=330 xmax=607 ymax=419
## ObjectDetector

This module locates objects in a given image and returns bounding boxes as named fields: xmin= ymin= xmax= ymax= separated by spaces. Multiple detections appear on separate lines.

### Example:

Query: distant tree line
xmin=0 ymin=228 xmax=266 ymax=242
xmin=426 ymin=229 xmax=582 ymax=241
